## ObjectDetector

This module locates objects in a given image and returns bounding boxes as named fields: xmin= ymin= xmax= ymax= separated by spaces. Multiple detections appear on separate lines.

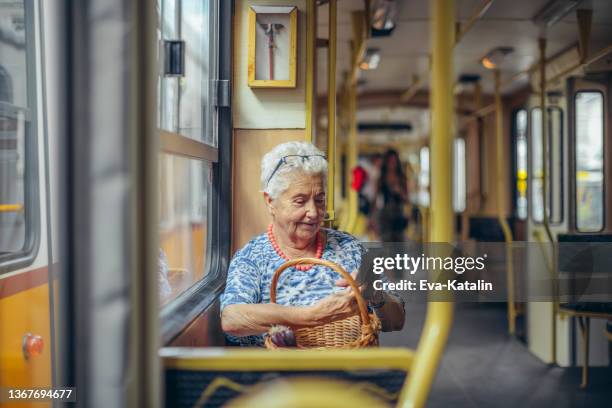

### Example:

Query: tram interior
xmin=0 ymin=0 xmax=611 ymax=407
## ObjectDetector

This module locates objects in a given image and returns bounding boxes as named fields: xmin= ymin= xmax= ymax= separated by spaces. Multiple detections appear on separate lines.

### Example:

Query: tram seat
xmin=468 ymin=216 xmax=515 ymax=242
xmin=161 ymin=347 xmax=414 ymax=408
xmin=556 ymin=234 xmax=612 ymax=388
xmin=557 ymin=234 xmax=612 ymax=313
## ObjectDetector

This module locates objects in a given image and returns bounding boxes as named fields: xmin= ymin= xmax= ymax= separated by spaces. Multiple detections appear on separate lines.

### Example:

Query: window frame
xmin=159 ymin=0 xmax=232 ymax=344
xmin=0 ymin=0 xmax=41 ymax=274
xmin=572 ymin=89 xmax=606 ymax=233
xmin=511 ymin=108 xmax=528 ymax=220
xmin=528 ymin=106 xmax=564 ymax=225
xmin=418 ymin=145 xmax=430 ymax=208
xmin=547 ymin=106 xmax=564 ymax=225
xmin=452 ymin=136 xmax=466 ymax=213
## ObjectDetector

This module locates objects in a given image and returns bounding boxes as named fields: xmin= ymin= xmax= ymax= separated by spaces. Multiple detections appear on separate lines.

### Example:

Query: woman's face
xmin=266 ymin=172 xmax=326 ymax=243
xmin=387 ymin=153 xmax=398 ymax=169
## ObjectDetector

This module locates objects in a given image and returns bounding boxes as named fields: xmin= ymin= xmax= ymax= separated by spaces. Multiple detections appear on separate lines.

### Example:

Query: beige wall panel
xmin=234 ymin=0 xmax=306 ymax=129
xmin=232 ymin=129 xmax=305 ymax=253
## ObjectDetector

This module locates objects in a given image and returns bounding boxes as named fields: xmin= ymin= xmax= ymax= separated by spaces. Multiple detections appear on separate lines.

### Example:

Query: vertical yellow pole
xmin=401 ymin=0 xmax=454 ymax=406
xmin=305 ymin=0 xmax=316 ymax=143
xmin=494 ymin=69 xmax=516 ymax=335
xmin=539 ymin=37 xmax=557 ymax=365
xmin=347 ymin=67 xmax=358 ymax=233
xmin=326 ymin=0 xmax=337 ymax=223
xmin=539 ymin=38 xmax=554 ymax=248
xmin=346 ymin=11 xmax=363 ymax=233
xmin=429 ymin=10 xmax=454 ymax=243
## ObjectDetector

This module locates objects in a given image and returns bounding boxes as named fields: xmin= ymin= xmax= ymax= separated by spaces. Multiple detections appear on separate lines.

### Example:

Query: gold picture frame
xmin=248 ymin=6 xmax=297 ymax=88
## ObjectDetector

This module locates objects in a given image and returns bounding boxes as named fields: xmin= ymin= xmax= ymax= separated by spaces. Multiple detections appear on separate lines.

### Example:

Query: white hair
xmin=261 ymin=141 xmax=328 ymax=199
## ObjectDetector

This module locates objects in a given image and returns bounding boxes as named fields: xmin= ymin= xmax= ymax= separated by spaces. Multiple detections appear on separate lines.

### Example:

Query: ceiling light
xmin=480 ymin=47 xmax=514 ymax=70
xmin=370 ymin=0 xmax=397 ymax=37
xmin=360 ymin=48 xmax=381 ymax=70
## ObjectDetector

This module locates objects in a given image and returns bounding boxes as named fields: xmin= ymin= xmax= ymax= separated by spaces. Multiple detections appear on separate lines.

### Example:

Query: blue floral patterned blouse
xmin=220 ymin=228 xmax=366 ymax=346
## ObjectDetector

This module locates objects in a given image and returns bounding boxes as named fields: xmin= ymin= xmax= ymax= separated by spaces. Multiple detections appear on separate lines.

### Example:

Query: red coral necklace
xmin=267 ymin=223 xmax=323 ymax=271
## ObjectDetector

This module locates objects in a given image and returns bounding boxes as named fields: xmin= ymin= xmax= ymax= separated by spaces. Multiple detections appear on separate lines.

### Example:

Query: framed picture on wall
xmin=248 ymin=5 xmax=297 ymax=88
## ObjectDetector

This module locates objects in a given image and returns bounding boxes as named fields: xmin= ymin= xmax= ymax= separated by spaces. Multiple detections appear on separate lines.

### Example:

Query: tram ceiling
xmin=318 ymin=89 xmax=491 ymax=114
xmin=317 ymin=0 xmax=612 ymax=96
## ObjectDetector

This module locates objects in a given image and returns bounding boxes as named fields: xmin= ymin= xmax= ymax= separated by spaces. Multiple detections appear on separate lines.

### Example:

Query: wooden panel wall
xmin=169 ymin=301 xmax=225 ymax=347
xmin=232 ymin=129 xmax=305 ymax=253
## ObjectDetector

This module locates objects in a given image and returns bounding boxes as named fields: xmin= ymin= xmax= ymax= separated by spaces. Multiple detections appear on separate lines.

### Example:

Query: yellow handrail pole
xmin=347 ymin=79 xmax=358 ymax=233
xmin=305 ymin=0 xmax=316 ymax=143
xmin=494 ymin=69 xmax=516 ymax=335
xmin=325 ymin=0 xmax=337 ymax=225
xmin=401 ymin=74 xmax=424 ymax=102
xmin=401 ymin=0 xmax=491 ymax=103
xmin=539 ymin=38 xmax=554 ymax=250
xmin=455 ymin=0 xmax=494 ymax=43
xmin=467 ymin=43 xmax=612 ymax=126
xmin=539 ymin=37 xmax=557 ymax=365
xmin=346 ymin=11 xmax=364 ymax=234
xmin=337 ymin=82 xmax=350 ymax=232
xmin=532 ymin=230 xmax=553 ymax=274
xmin=402 ymin=1 xmax=454 ymax=406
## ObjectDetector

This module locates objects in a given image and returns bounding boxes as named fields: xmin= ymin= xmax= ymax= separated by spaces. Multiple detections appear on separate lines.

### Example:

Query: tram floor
xmin=380 ymin=302 xmax=612 ymax=407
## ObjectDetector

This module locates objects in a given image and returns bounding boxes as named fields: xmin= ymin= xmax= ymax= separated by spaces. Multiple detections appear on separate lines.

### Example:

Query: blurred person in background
xmin=360 ymin=153 xmax=383 ymax=237
xmin=374 ymin=149 xmax=408 ymax=242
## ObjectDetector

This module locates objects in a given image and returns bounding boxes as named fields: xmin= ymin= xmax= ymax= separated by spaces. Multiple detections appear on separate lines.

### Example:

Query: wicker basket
xmin=264 ymin=258 xmax=380 ymax=350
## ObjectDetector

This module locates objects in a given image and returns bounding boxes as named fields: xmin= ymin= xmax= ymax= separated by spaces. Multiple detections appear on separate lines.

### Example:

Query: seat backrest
xmin=557 ymin=234 xmax=612 ymax=305
xmin=161 ymin=347 xmax=414 ymax=408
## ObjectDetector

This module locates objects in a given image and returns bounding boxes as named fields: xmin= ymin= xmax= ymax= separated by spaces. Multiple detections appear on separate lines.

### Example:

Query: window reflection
xmin=179 ymin=0 xmax=213 ymax=144
xmin=531 ymin=108 xmax=544 ymax=223
xmin=0 ymin=0 xmax=32 ymax=257
xmin=159 ymin=0 xmax=216 ymax=146
xmin=548 ymin=108 xmax=563 ymax=224
xmin=418 ymin=146 xmax=430 ymax=207
xmin=515 ymin=109 xmax=528 ymax=220
xmin=158 ymin=155 xmax=210 ymax=304
xmin=453 ymin=138 xmax=466 ymax=213
xmin=575 ymin=92 xmax=604 ymax=232
xmin=531 ymin=107 xmax=562 ymax=224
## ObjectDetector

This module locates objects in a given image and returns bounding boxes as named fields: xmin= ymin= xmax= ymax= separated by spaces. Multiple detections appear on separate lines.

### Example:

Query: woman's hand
xmin=307 ymin=290 xmax=359 ymax=325
xmin=334 ymin=269 xmax=360 ymax=288
xmin=312 ymin=270 xmax=359 ymax=324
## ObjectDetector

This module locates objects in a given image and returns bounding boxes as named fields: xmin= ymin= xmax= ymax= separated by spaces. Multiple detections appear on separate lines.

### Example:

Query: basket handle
xmin=269 ymin=258 xmax=371 ymax=326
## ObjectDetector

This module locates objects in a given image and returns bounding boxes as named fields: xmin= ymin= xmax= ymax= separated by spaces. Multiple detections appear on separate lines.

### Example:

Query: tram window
xmin=548 ymin=107 xmax=563 ymax=224
xmin=159 ymin=0 xmax=217 ymax=147
xmin=575 ymin=91 xmax=604 ymax=232
xmin=418 ymin=146 xmax=430 ymax=207
xmin=0 ymin=0 xmax=39 ymax=271
xmin=514 ymin=109 xmax=528 ymax=220
xmin=158 ymin=0 xmax=178 ymax=131
xmin=530 ymin=107 xmax=562 ymax=224
xmin=159 ymin=155 xmax=211 ymax=305
xmin=452 ymin=138 xmax=466 ymax=213
xmin=531 ymin=108 xmax=544 ymax=222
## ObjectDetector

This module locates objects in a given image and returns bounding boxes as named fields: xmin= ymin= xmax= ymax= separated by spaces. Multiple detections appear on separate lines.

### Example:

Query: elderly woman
xmin=221 ymin=141 xmax=405 ymax=346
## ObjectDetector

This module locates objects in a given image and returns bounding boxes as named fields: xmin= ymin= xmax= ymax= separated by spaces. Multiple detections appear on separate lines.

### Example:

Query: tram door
xmin=526 ymin=72 xmax=612 ymax=367
xmin=525 ymin=82 xmax=569 ymax=365
xmin=564 ymin=74 xmax=612 ymax=368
